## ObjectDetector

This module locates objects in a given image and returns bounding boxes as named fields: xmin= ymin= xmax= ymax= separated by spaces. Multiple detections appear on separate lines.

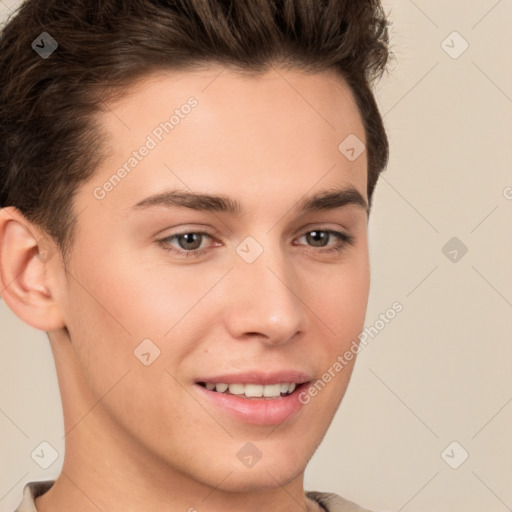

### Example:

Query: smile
xmin=195 ymin=377 xmax=311 ymax=425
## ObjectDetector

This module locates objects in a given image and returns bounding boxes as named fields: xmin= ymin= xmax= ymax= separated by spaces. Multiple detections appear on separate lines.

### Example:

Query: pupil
xmin=179 ymin=233 xmax=201 ymax=250
xmin=307 ymin=231 xmax=327 ymax=247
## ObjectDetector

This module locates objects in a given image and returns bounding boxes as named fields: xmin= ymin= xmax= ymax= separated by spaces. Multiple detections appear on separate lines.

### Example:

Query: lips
xmin=194 ymin=371 xmax=312 ymax=425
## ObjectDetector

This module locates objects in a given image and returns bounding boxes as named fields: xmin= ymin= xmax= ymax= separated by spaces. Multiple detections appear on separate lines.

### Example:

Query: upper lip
xmin=196 ymin=370 xmax=312 ymax=385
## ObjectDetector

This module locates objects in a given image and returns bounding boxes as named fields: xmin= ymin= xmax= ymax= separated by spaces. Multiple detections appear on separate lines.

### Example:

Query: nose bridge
xmin=225 ymin=235 xmax=305 ymax=343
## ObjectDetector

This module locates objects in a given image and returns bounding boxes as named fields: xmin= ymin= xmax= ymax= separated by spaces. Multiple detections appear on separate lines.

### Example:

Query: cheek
xmin=303 ymin=259 xmax=369 ymax=412
xmin=309 ymin=254 xmax=370 ymax=339
xmin=63 ymin=248 xmax=216 ymax=377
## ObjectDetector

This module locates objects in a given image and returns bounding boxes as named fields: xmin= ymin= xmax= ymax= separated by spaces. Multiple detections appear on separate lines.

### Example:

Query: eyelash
xmin=157 ymin=229 xmax=354 ymax=259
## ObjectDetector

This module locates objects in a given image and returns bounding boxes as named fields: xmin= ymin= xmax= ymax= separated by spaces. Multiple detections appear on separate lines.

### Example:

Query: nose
xmin=222 ymin=243 xmax=307 ymax=346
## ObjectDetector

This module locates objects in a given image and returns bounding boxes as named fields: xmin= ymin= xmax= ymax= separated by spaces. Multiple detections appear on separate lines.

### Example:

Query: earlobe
xmin=0 ymin=206 xmax=66 ymax=331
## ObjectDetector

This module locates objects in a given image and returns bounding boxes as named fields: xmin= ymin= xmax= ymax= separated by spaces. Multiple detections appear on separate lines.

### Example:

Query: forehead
xmin=81 ymin=65 xmax=367 ymax=217
xmin=102 ymin=64 xmax=364 ymax=140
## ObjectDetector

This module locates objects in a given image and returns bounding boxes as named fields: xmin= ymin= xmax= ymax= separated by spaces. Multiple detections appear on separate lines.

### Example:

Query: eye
xmin=158 ymin=231 xmax=217 ymax=258
xmin=295 ymin=229 xmax=354 ymax=254
xmin=171 ymin=232 xmax=207 ymax=251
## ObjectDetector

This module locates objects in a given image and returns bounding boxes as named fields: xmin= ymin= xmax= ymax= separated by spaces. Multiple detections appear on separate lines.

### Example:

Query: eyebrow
xmin=130 ymin=186 xmax=368 ymax=216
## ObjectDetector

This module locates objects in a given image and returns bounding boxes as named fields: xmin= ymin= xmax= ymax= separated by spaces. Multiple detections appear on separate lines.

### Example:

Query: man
xmin=0 ymin=1 xmax=391 ymax=511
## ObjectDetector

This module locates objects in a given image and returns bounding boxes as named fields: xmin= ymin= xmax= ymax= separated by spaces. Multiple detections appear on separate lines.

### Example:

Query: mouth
xmin=194 ymin=373 xmax=312 ymax=426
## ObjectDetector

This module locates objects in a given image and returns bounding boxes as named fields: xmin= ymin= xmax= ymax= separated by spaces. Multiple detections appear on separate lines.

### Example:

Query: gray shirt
xmin=14 ymin=480 xmax=375 ymax=512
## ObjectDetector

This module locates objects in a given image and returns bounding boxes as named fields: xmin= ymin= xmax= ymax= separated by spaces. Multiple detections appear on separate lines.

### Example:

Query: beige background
xmin=1 ymin=1 xmax=511 ymax=511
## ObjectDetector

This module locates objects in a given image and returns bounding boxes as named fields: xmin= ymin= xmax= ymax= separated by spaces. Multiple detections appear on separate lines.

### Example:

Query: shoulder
xmin=306 ymin=490 xmax=377 ymax=512
xmin=14 ymin=481 xmax=54 ymax=512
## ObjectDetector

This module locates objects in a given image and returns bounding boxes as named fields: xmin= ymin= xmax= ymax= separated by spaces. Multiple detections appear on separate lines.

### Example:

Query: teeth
xmin=228 ymin=383 xmax=245 ymax=395
xmin=263 ymin=384 xmax=282 ymax=397
xmin=244 ymin=384 xmax=263 ymax=397
xmin=280 ymin=383 xmax=296 ymax=394
xmin=204 ymin=382 xmax=298 ymax=398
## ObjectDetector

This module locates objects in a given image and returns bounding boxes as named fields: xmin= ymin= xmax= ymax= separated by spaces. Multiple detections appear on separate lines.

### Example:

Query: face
xmin=53 ymin=65 xmax=370 ymax=491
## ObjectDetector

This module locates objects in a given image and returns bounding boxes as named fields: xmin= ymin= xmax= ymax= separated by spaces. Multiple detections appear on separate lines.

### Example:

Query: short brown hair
xmin=0 ymin=0 xmax=392 ymax=259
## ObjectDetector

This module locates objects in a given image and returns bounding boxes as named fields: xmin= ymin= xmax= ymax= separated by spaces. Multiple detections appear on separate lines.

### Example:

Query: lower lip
xmin=195 ymin=383 xmax=309 ymax=426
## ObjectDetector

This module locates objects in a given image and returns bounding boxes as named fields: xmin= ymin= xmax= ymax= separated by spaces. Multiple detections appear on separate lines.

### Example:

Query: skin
xmin=0 ymin=65 xmax=370 ymax=512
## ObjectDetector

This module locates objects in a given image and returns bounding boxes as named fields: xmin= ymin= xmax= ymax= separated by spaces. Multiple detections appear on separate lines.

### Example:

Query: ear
xmin=0 ymin=206 xmax=66 ymax=331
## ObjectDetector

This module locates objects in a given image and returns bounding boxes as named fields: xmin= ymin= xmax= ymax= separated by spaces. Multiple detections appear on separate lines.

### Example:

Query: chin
xmin=177 ymin=441 xmax=313 ymax=493
xmin=215 ymin=462 xmax=307 ymax=493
